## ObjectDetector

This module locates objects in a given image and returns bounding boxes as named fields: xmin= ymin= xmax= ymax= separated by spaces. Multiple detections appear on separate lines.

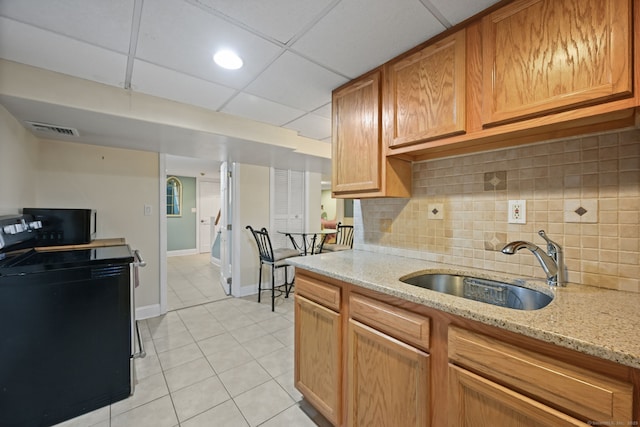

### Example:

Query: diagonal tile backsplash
xmin=355 ymin=128 xmax=640 ymax=293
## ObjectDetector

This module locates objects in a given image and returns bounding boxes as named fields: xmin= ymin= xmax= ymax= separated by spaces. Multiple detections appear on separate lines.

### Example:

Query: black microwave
xmin=22 ymin=208 xmax=96 ymax=246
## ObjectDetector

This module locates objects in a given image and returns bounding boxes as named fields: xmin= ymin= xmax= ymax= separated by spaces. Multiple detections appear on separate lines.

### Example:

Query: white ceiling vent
xmin=25 ymin=121 xmax=80 ymax=137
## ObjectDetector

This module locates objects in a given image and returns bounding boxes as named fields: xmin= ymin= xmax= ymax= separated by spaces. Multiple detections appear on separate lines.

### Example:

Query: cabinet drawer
xmin=448 ymin=326 xmax=633 ymax=423
xmin=296 ymin=276 xmax=341 ymax=311
xmin=350 ymin=294 xmax=430 ymax=351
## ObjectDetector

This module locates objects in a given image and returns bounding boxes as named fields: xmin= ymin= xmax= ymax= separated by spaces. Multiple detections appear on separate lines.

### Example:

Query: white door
xmin=271 ymin=168 xmax=305 ymax=249
xmin=198 ymin=179 xmax=220 ymax=253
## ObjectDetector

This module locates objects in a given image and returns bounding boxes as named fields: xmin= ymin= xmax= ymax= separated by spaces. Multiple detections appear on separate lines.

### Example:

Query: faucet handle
xmin=538 ymin=230 xmax=561 ymax=254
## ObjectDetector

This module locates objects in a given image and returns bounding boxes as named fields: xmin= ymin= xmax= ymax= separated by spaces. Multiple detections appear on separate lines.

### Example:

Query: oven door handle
xmin=131 ymin=248 xmax=146 ymax=361
xmin=133 ymin=249 xmax=146 ymax=267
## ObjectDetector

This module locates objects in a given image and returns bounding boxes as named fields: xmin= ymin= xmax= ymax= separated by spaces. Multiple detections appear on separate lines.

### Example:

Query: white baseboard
xmin=136 ymin=304 xmax=162 ymax=320
xmin=167 ymin=248 xmax=198 ymax=257
xmin=235 ymin=284 xmax=259 ymax=298
xmin=210 ymin=256 xmax=220 ymax=266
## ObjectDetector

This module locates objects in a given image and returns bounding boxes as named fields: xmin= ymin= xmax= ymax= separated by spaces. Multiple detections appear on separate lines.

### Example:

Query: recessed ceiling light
xmin=213 ymin=50 xmax=243 ymax=70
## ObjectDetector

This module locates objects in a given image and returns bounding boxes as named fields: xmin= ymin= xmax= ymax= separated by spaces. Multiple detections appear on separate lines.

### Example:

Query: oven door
xmin=0 ymin=260 xmax=133 ymax=426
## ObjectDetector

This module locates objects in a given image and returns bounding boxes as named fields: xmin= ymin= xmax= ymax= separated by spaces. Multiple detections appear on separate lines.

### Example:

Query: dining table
xmin=277 ymin=229 xmax=337 ymax=256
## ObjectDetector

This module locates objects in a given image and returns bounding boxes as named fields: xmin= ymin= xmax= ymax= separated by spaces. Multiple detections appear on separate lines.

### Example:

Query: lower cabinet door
xmin=348 ymin=319 xmax=430 ymax=427
xmin=448 ymin=364 xmax=589 ymax=427
xmin=295 ymin=295 xmax=341 ymax=426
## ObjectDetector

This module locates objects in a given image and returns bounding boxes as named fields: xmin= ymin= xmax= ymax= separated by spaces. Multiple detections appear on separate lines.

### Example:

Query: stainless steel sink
xmin=400 ymin=273 xmax=553 ymax=310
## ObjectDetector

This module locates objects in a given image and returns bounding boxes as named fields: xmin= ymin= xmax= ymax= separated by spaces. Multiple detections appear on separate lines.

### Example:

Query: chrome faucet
xmin=502 ymin=230 xmax=565 ymax=286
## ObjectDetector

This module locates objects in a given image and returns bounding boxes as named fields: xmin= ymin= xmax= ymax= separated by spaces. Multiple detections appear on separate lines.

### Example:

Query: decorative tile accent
xmin=484 ymin=232 xmax=507 ymax=251
xmin=484 ymin=171 xmax=507 ymax=191
xmin=564 ymin=199 xmax=598 ymax=223
xmin=428 ymin=203 xmax=444 ymax=220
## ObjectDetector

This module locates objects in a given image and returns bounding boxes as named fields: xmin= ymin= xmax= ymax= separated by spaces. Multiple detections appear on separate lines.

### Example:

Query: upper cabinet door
xmin=332 ymin=71 xmax=382 ymax=194
xmin=482 ymin=0 xmax=633 ymax=127
xmin=386 ymin=30 xmax=467 ymax=148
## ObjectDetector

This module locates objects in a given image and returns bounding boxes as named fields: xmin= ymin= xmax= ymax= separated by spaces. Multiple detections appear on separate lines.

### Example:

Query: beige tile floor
xmin=167 ymin=253 xmax=229 ymax=310
xmin=55 ymin=254 xmax=330 ymax=427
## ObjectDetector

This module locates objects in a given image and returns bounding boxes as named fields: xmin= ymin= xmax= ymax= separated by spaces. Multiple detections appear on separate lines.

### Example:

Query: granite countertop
xmin=287 ymin=249 xmax=640 ymax=369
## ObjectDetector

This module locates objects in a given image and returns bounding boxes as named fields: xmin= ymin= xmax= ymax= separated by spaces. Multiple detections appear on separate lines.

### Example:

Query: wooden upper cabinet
xmin=385 ymin=30 xmax=466 ymax=147
xmin=332 ymin=71 xmax=382 ymax=194
xmin=332 ymin=69 xmax=411 ymax=198
xmin=482 ymin=0 xmax=633 ymax=126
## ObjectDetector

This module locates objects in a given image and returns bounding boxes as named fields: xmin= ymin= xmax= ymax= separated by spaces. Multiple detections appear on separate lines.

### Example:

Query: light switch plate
xmin=144 ymin=204 xmax=152 ymax=216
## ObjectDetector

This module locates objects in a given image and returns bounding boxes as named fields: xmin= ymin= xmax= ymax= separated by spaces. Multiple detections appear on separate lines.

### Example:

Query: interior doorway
xmin=162 ymin=155 xmax=224 ymax=314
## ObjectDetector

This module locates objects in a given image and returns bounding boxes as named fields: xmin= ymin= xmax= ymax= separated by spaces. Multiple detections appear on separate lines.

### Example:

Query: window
xmin=166 ymin=176 xmax=182 ymax=216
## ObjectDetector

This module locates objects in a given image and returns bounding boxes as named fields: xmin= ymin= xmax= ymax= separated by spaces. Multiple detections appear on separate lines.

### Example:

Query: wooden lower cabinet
xmin=294 ymin=294 xmax=342 ymax=426
xmin=347 ymin=319 xmax=430 ymax=427
xmin=294 ymin=271 xmax=638 ymax=427
xmin=448 ymin=326 xmax=634 ymax=424
xmin=448 ymin=365 xmax=587 ymax=427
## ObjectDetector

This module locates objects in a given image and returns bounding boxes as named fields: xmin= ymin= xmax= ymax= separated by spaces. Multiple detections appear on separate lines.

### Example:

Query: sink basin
xmin=400 ymin=273 xmax=553 ymax=310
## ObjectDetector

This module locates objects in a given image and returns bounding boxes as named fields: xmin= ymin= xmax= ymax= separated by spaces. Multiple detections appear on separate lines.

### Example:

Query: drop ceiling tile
xmin=292 ymin=0 xmax=446 ymax=78
xmin=0 ymin=0 xmax=134 ymax=53
xmin=312 ymin=103 xmax=332 ymax=119
xmin=221 ymin=92 xmax=306 ymax=127
xmin=131 ymin=60 xmax=237 ymax=111
xmin=428 ymin=0 xmax=500 ymax=26
xmin=0 ymin=17 xmax=128 ymax=88
xmin=195 ymin=0 xmax=335 ymax=44
xmin=285 ymin=113 xmax=331 ymax=141
xmin=245 ymin=51 xmax=347 ymax=112
xmin=136 ymin=0 xmax=282 ymax=89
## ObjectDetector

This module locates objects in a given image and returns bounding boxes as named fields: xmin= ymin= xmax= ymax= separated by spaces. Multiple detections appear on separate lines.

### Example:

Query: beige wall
xmin=321 ymin=190 xmax=337 ymax=221
xmin=35 ymin=140 xmax=161 ymax=308
xmin=357 ymin=128 xmax=640 ymax=293
xmin=0 ymin=105 xmax=38 ymax=214
xmin=233 ymin=163 xmax=270 ymax=296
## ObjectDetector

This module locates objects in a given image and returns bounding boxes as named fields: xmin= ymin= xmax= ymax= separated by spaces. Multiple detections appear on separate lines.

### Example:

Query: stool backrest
xmin=246 ymin=225 xmax=275 ymax=263
xmin=336 ymin=223 xmax=354 ymax=248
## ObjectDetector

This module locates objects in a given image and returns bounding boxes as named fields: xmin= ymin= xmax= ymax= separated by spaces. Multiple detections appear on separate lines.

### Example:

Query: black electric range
xmin=0 ymin=214 xmax=143 ymax=427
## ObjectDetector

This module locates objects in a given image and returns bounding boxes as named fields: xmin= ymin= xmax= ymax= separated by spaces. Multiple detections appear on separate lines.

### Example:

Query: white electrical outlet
xmin=508 ymin=200 xmax=526 ymax=224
